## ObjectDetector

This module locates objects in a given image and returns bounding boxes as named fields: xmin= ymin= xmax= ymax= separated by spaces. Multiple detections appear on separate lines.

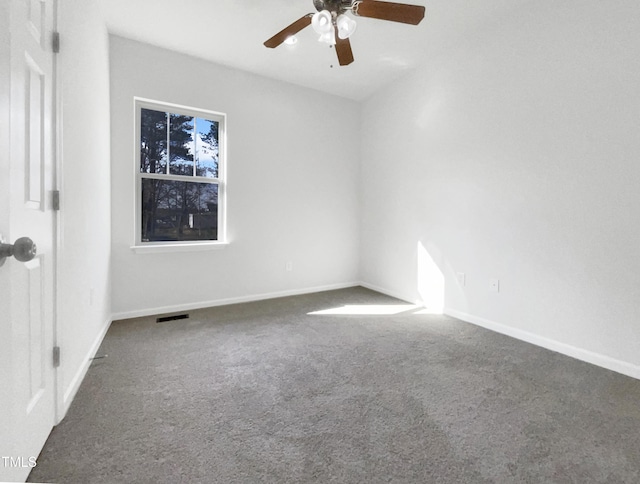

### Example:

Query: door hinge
xmin=52 ymin=32 xmax=60 ymax=54
xmin=52 ymin=190 xmax=60 ymax=211
xmin=53 ymin=346 xmax=61 ymax=368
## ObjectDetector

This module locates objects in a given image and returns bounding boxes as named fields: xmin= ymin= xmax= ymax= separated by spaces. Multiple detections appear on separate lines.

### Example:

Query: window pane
xmin=141 ymin=179 xmax=219 ymax=242
xmin=195 ymin=117 xmax=219 ymax=178
xmin=140 ymin=108 xmax=167 ymax=173
xmin=169 ymin=114 xmax=194 ymax=176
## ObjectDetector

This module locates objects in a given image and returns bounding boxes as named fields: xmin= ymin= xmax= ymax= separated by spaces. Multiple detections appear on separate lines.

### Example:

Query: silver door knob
xmin=0 ymin=237 xmax=37 ymax=266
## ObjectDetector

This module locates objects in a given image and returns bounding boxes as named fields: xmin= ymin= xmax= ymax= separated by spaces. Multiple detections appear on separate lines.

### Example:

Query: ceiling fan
xmin=263 ymin=0 xmax=426 ymax=66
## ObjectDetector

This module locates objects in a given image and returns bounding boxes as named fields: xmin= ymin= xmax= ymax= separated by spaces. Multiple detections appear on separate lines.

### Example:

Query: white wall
xmin=57 ymin=0 xmax=112 ymax=412
xmin=110 ymin=37 xmax=361 ymax=318
xmin=360 ymin=1 xmax=640 ymax=375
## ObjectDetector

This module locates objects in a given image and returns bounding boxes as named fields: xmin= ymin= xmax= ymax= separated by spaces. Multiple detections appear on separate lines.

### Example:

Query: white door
xmin=0 ymin=0 xmax=57 ymax=482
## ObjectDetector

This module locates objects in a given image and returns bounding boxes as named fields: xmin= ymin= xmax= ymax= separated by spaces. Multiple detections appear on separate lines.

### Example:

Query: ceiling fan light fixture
xmin=336 ymin=14 xmax=357 ymax=39
xmin=311 ymin=10 xmax=333 ymax=35
xmin=318 ymin=29 xmax=336 ymax=45
xmin=284 ymin=35 xmax=298 ymax=45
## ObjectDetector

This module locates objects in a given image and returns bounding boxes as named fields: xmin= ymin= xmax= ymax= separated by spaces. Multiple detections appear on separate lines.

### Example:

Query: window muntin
xmin=136 ymin=100 xmax=225 ymax=246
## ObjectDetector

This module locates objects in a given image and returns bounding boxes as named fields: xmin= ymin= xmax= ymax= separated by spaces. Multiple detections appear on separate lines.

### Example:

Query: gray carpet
xmin=28 ymin=287 xmax=640 ymax=483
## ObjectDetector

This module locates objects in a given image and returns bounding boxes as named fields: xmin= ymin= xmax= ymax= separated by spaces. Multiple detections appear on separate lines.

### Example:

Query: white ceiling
xmin=98 ymin=0 xmax=526 ymax=101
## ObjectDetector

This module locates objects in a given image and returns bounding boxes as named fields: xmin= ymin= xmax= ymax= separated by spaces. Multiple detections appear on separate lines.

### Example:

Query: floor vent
xmin=156 ymin=313 xmax=189 ymax=323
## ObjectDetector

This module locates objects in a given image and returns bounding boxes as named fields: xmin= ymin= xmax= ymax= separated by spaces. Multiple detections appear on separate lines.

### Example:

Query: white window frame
xmin=132 ymin=97 xmax=227 ymax=253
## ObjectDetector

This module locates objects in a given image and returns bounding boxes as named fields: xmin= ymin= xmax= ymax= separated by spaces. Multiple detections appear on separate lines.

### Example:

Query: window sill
xmin=131 ymin=241 xmax=229 ymax=254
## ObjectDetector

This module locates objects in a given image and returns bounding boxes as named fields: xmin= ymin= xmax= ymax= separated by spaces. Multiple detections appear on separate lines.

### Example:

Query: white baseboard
xmin=111 ymin=281 xmax=361 ymax=321
xmin=59 ymin=315 xmax=113 ymax=421
xmin=444 ymin=307 xmax=640 ymax=381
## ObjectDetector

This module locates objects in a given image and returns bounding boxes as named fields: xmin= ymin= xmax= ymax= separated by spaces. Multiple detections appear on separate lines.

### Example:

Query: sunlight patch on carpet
xmin=308 ymin=304 xmax=419 ymax=316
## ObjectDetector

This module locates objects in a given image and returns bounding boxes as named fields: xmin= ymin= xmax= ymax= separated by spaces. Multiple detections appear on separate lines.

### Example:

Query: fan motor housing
xmin=313 ymin=0 xmax=352 ymax=14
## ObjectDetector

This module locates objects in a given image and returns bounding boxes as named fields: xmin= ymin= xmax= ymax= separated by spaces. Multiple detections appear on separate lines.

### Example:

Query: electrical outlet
xmin=456 ymin=272 xmax=466 ymax=286
xmin=489 ymin=279 xmax=500 ymax=293
xmin=285 ymin=261 xmax=293 ymax=272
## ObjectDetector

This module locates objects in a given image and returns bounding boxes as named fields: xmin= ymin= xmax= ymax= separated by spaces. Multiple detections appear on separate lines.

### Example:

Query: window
xmin=135 ymin=99 xmax=226 ymax=247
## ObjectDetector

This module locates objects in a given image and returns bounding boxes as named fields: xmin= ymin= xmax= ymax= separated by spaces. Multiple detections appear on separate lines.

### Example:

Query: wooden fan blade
xmin=264 ymin=14 xmax=312 ymax=48
xmin=355 ymin=0 xmax=425 ymax=25
xmin=335 ymin=29 xmax=354 ymax=66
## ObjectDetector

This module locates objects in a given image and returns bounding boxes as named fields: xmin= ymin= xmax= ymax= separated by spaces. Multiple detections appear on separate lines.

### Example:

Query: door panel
xmin=28 ymin=0 xmax=46 ymax=45
xmin=26 ymin=54 xmax=45 ymax=207
xmin=0 ymin=0 xmax=57 ymax=482
xmin=26 ymin=258 xmax=45 ymax=411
